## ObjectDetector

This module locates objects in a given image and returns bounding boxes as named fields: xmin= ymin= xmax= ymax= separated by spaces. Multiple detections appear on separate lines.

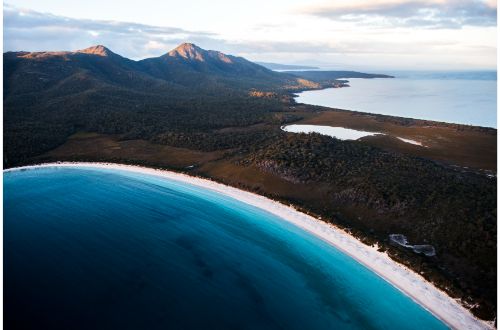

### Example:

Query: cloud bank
xmin=3 ymin=3 xmax=496 ymax=69
xmin=2 ymin=4 xmax=357 ymax=58
xmin=299 ymin=0 xmax=497 ymax=29
xmin=3 ymin=4 xmax=218 ymax=58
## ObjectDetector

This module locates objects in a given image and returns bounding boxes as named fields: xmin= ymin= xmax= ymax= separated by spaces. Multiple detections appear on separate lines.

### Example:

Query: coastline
xmin=293 ymin=76 xmax=497 ymax=129
xmin=4 ymin=162 xmax=494 ymax=330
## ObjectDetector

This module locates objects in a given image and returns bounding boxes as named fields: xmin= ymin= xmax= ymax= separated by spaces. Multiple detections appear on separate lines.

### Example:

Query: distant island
xmin=3 ymin=43 xmax=496 ymax=322
xmin=285 ymin=70 xmax=395 ymax=80
xmin=256 ymin=62 xmax=320 ymax=70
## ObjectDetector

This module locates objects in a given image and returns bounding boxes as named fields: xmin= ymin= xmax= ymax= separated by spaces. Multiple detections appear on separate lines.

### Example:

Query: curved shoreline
xmin=4 ymin=162 xmax=493 ymax=330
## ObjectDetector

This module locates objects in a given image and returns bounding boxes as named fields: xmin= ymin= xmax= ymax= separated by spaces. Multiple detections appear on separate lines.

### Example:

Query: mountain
xmin=4 ymin=43 xmax=320 ymax=100
xmin=75 ymin=45 xmax=117 ymax=57
xmin=256 ymin=62 xmax=320 ymax=70
xmin=5 ymin=43 xmax=394 ymax=106
xmin=3 ymin=43 xmax=310 ymax=166
xmin=4 ymin=44 xmax=170 ymax=98
xmin=138 ymin=43 xmax=309 ymax=90
xmin=3 ymin=42 xmax=390 ymax=166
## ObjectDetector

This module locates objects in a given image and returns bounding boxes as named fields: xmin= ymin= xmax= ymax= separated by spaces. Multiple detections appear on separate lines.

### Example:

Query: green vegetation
xmin=3 ymin=43 xmax=496 ymax=320
xmin=242 ymin=132 xmax=496 ymax=317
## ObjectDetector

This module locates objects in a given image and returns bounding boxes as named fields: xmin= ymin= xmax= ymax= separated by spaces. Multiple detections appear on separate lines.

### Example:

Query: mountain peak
xmin=175 ymin=42 xmax=199 ymax=51
xmin=166 ymin=43 xmax=234 ymax=64
xmin=167 ymin=43 xmax=206 ymax=61
xmin=77 ymin=45 xmax=113 ymax=57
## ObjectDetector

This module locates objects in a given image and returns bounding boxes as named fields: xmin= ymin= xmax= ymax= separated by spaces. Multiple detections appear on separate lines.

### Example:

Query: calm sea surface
xmin=4 ymin=167 xmax=448 ymax=330
xmin=296 ymin=71 xmax=497 ymax=128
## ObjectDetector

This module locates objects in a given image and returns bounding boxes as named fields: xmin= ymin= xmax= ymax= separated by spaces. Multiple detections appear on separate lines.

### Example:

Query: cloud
xmin=3 ymin=3 xmax=496 ymax=69
xmin=2 ymin=4 xmax=358 ymax=57
xmin=3 ymin=3 xmax=217 ymax=58
xmin=298 ymin=0 xmax=497 ymax=28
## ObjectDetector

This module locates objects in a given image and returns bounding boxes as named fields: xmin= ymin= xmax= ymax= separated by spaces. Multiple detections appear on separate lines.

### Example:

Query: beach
xmin=5 ymin=162 xmax=494 ymax=330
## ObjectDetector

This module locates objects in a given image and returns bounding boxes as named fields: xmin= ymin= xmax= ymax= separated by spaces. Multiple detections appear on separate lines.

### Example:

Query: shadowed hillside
xmin=5 ymin=43 xmax=388 ymax=166
xmin=4 ymin=43 xmax=310 ymax=166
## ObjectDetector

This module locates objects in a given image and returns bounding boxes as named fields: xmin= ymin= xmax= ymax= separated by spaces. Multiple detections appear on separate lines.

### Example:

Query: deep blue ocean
xmin=296 ymin=71 xmax=497 ymax=128
xmin=4 ymin=167 xmax=448 ymax=330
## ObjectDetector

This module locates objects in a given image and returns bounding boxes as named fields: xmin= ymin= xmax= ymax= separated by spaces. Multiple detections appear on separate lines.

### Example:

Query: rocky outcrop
xmin=389 ymin=234 xmax=436 ymax=257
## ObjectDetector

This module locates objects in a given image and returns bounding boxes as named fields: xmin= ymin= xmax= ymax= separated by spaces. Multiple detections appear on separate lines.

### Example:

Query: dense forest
xmin=3 ymin=43 xmax=497 ymax=320
xmin=242 ymin=133 xmax=496 ymax=317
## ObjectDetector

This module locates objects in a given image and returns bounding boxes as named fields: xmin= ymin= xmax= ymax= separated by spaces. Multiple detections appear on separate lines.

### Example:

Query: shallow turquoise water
xmin=296 ymin=72 xmax=497 ymax=128
xmin=4 ymin=166 xmax=448 ymax=329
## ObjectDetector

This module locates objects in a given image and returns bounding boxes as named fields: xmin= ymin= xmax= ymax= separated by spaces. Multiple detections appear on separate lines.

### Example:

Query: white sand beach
xmin=4 ymin=162 xmax=494 ymax=330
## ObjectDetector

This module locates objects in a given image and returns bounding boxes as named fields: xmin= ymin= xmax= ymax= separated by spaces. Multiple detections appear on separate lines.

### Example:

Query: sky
xmin=3 ymin=0 xmax=498 ymax=70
